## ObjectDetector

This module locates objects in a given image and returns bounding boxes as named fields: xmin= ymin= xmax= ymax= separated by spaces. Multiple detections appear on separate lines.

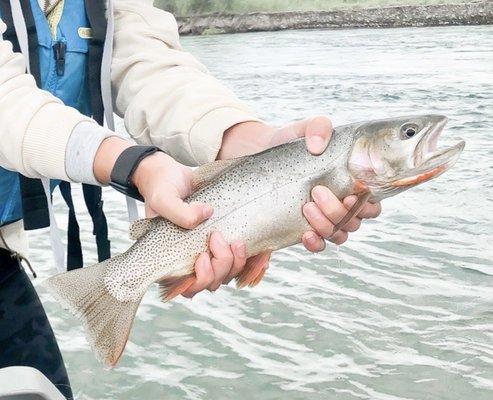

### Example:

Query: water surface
xmin=30 ymin=25 xmax=492 ymax=399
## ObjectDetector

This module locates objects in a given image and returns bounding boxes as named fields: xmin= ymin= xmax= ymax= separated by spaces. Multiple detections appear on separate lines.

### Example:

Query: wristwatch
xmin=109 ymin=145 xmax=162 ymax=202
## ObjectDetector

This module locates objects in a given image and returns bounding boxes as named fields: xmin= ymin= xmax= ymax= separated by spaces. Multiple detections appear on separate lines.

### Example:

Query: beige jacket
xmin=0 ymin=0 xmax=257 ymax=182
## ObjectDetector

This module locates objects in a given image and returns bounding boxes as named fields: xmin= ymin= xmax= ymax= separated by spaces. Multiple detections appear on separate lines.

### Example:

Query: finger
xmin=302 ymin=231 xmax=326 ymax=253
xmin=208 ymin=232 xmax=235 ymax=292
xmin=270 ymin=116 xmax=332 ymax=150
xmin=328 ymin=230 xmax=349 ymax=246
xmin=305 ymin=116 xmax=333 ymax=155
xmin=312 ymin=186 xmax=361 ymax=232
xmin=225 ymin=241 xmax=247 ymax=283
xmin=303 ymin=202 xmax=335 ymax=238
xmin=182 ymin=253 xmax=214 ymax=298
xmin=150 ymin=191 xmax=213 ymax=230
xmin=355 ymin=199 xmax=382 ymax=219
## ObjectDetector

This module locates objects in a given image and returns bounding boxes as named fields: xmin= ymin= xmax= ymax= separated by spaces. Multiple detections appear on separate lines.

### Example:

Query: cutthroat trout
xmin=46 ymin=115 xmax=465 ymax=366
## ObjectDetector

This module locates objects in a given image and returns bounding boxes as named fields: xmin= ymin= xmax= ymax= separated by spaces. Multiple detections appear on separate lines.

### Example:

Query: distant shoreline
xmin=176 ymin=2 xmax=492 ymax=35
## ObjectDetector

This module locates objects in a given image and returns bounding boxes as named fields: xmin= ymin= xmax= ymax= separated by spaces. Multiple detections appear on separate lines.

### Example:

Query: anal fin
xmin=236 ymin=252 xmax=271 ymax=289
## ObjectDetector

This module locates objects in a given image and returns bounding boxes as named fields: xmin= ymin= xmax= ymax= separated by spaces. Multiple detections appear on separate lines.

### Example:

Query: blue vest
xmin=0 ymin=0 xmax=91 ymax=226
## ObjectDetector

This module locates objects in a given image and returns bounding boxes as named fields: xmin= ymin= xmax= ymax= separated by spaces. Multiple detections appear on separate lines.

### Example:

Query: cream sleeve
xmin=112 ymin=0 xmax=259 ymax=166
xmin=0 ymin=19 xmax=105 ymax=182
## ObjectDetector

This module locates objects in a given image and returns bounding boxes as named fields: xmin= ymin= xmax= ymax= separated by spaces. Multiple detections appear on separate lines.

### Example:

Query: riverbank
xmin=177 ymin=1 xmax=492 ymax=35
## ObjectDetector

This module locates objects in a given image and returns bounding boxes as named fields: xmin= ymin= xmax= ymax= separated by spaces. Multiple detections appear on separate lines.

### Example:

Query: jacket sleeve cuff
xmin=21 ymin=103 xmax=93 ymax=181
xmin=188 ymin=107 xmax=260 ymax=165
xmin=65 ymin=122 xmax=118 ymax=185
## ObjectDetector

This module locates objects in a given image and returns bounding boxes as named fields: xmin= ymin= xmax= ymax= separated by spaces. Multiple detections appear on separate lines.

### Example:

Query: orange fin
xmin=332 ymin=191 xmax=371 ymax=236
xmin=236 ymin=252 xmax=271 ymax=289
xmin=158 ymin=274 xmax=196 ymax=301
xmin=250 ymin=266 xmax=267 ymax=287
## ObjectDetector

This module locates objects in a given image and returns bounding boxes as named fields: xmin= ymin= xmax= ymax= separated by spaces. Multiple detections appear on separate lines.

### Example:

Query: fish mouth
xmin=391 ymin=117 xmax=465 ymax=188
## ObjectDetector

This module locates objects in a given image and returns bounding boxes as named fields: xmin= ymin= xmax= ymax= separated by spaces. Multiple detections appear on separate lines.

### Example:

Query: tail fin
xmin=45 ymin=261 xmax=142 ymax=367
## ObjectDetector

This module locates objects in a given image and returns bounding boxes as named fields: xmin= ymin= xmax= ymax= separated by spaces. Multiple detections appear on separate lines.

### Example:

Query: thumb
xmin=271 ymin=116 xmax=333 ymax=155
xmin=151 ymin=194 xmax=214 ymax=230
xmin=304 ymin=116 xmax=333 ymax=155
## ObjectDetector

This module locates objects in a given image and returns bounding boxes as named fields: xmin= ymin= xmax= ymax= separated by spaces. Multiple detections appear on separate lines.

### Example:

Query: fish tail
xmin=45 ymin=260 xmax=142 ymax=367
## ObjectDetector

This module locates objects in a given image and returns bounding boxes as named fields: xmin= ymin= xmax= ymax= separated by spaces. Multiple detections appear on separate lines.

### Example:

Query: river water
xmin=29 ymin=25 xmax=492 ymax=399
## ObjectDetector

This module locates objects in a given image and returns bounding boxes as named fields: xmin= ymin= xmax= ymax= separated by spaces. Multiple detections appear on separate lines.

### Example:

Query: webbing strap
xmin=20 ymin=0 xmax=40 ymax=84
xmin=4 ymin=0 xmax=48 ymax=231
xmin=82 ymin=184 xmax=111 ymax=262
xmin=41 ymin=179 xmax=65 ymax=272
xmin=97 ymin=0 xmax=139 ymax=222
xmin=59 ymin=182 xmax=83 ymax=270
xmin=0 ymin=0 xmax=20 ymax=51
xmin=85 ymin=0 xmax=106 ymax=126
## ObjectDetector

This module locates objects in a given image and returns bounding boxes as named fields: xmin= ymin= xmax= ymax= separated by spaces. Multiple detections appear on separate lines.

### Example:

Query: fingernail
xmin=306 ymin=232 xmax=318 ymax=246
xmin=308 ymin=135 xmax=328 ymax=153
xmin=202 ymin=204 xmax=214 ymax=219
xmin=303 ymin=202 xmax=318 ymax=218
xmin=312 ymin=186 xmax=328 ymax=203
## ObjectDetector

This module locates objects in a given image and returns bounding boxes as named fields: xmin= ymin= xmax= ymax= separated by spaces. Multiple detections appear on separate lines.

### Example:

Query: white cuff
xmin=65 ymin=122 xmax=116 ymax=185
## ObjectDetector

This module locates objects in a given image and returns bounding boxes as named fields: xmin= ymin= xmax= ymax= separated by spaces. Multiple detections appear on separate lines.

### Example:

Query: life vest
xmin=0 ymin=0 xmax=114 ymax=270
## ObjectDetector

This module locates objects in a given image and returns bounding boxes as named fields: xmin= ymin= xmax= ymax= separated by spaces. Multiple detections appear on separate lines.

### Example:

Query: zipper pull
xmin=54 ymin=41 xmax=67 ymax=76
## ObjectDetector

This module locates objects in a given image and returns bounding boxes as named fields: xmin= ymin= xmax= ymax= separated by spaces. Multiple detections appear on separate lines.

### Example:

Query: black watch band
xmin=109 ymin=146 xmax=162 ymax=202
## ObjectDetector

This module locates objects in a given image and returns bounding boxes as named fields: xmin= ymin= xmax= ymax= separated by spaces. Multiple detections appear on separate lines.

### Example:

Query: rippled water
xmin=29 ymin=25 xmax=492 ymax=399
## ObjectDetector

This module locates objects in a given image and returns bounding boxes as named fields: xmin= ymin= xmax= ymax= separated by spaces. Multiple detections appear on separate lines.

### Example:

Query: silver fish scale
xmin=104 ymin=129 xmax=357 ymax=302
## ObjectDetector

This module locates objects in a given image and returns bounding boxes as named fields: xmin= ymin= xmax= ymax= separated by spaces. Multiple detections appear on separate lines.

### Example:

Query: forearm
xmin=93 ymin=136 xmax=134 ymax=185
xmin=112 ymin=1 xmax=259 ymax=166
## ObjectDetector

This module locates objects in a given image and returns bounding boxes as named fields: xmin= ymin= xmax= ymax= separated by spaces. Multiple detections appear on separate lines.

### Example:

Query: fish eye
xmin=400 ymin=123 xmax=419 ymax=139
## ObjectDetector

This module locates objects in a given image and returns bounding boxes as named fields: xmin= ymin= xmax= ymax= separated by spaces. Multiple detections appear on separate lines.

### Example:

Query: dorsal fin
xmin=192 ymin=157 xmax=247 ymax=192
xmin=129 ymin=218 xmax=158 ymax=241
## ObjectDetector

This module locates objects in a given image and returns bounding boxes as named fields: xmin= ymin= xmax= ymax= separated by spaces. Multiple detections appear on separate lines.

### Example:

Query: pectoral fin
xmin=332 ymin=191 xmax=372 ymax=236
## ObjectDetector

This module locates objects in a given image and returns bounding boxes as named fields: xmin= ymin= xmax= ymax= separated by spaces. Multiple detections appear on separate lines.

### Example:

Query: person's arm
xmin=0 ymin=19 xmax=115 ymax=184
xmin=0 ymin=18 xmax=213 ymax=227
xmin=112 ymin=0 xmax=259 ymax=166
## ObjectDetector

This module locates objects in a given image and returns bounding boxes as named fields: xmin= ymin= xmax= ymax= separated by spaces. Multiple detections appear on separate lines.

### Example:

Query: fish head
xmin=348 ymin=115 xmax=465 ymax=200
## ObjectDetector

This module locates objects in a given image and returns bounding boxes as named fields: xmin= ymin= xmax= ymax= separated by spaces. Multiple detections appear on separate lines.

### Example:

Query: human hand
xmin=94 ymin=137 xmax=213 ymax=227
